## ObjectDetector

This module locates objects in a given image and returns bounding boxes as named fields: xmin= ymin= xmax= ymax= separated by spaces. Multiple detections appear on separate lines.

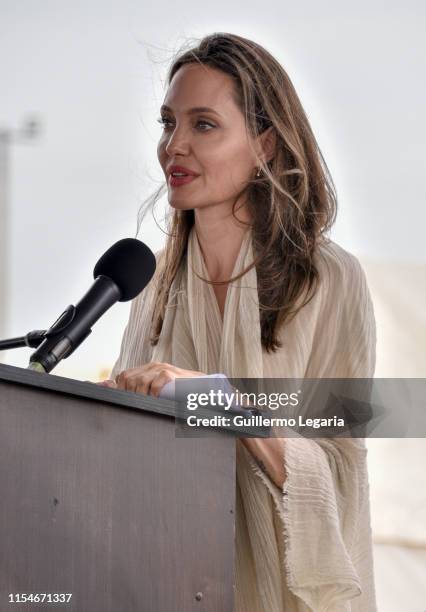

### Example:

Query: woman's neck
xmin=194 ymin=201 xmax=251 ymax=282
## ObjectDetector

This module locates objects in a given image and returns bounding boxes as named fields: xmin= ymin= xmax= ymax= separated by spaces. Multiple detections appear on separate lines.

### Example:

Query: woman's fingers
xmin=133 ymin=374 xmax=152 ymax=395
xmin=96 ymin=380 xmax=117 ymax=388
xmin=115 ymin=368 xmax=151 ymax=394
xmin=112 ymin=363 xmax=204 ymax=397
xmin=114 ymin=365 xmax=174 ymax=396
xmin=148 ymin=370 xmax=174 ymax=398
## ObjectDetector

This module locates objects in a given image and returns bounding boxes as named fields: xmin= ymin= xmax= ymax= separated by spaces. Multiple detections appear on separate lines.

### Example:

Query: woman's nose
xmin=164 ymin=126 xmax=190 ymax=156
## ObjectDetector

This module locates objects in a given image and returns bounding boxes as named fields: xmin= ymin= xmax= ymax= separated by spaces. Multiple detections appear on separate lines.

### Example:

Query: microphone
xmin=28 ymin=238 xmax=156 ymax=374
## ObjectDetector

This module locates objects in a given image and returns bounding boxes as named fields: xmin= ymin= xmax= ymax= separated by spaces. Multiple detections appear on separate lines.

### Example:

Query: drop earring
xmin=256 ymin=167 xmax=261 ymax=178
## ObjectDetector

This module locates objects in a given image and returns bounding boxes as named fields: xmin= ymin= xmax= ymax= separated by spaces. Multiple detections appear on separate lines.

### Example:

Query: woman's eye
xmin=156 ymin=117 xmax=215 ymax=131
xmin=195 ymin=120 xmax=215 ymax=131
xmin=157 ymin=117 xmax=172 ymax=128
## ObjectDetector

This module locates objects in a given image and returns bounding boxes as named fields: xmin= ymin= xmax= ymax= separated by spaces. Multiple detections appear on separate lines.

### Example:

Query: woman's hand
xmin=97 ymin=362 xmax=205 ymax=397
xmin=96 ymin=379 xmax=117 ymax=389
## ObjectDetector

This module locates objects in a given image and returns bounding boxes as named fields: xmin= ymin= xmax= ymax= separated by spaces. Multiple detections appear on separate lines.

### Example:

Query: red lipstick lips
xmin=168 ymin=165 xmax=200 ymax=187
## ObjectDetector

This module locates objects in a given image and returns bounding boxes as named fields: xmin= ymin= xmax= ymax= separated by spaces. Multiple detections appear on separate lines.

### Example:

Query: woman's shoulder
xmin=314 ymin=237 xmax=368 ymax=293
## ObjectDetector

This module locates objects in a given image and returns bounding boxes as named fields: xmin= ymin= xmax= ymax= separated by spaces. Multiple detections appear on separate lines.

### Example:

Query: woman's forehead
xmin=164 ymin=64 xmax=238 ymax=113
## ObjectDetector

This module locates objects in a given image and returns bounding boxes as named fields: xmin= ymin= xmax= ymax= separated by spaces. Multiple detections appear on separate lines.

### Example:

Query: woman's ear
xmin=256 ymin=126 xmax=276 ymax=164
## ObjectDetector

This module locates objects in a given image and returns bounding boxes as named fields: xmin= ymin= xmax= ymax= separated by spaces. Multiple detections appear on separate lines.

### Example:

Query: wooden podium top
xmin=0 ymin=362 xmax=177 ymax=419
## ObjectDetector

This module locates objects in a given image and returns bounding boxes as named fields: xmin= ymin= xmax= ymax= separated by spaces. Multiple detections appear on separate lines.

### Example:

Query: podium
xmin=0 ymin=364 xmax=236 ymax=612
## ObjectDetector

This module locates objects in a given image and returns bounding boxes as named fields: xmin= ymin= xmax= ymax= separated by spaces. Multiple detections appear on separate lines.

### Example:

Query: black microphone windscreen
xmin=93 ymin=238 xmax=156 ymax=301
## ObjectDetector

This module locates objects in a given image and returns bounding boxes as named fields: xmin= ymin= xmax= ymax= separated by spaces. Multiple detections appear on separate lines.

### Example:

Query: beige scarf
xmin=111 ymin=226 xmax=378 ymax=612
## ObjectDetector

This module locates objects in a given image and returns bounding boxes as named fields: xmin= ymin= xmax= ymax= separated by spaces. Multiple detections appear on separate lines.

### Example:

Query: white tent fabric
xmin=361 ymin=259 xmax=426 ymax=378
xmin=360 ymin=259 xmax=426 ymax=611
xmin=372 ymin=544 xmax=426 ymax=610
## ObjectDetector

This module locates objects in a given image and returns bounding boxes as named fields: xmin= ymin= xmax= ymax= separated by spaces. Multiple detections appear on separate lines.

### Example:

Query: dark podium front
xmin=0 ymin=364 xmax=236 ymax=612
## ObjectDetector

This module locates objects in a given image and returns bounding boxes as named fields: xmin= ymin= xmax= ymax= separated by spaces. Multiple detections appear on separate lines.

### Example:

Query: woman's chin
xmin=168 ymin=198 xmax=197 ymax=211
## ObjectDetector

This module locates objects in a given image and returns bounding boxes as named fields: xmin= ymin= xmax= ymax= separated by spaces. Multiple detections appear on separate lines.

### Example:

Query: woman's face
xmin=157 ymin=63 xmax=263 ymax=213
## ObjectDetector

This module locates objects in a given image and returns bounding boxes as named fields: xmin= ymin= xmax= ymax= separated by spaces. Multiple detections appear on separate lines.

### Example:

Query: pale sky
xmin=0 ymin=0 xmax=425 ymax=378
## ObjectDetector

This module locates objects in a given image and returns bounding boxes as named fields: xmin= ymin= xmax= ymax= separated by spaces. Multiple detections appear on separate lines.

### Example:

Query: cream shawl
xmin=110 ymin=226 xmax=378 ymax=612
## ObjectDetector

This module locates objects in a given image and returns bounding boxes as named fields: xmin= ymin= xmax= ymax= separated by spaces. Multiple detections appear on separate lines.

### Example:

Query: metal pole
xmin=0 ymin=119 xmax=41 ymax=363
xmin=0 ymin=131 xmax=9 ymax=358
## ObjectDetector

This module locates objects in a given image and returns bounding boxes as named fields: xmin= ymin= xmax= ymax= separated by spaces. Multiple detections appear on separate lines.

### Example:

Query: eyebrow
xmin=160 ymin=104 xmax=221 ymax=117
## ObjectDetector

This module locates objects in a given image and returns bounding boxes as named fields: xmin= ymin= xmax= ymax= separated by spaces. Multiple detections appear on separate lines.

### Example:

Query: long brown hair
xmin=137 ymin=32 xmax=338 ymax=353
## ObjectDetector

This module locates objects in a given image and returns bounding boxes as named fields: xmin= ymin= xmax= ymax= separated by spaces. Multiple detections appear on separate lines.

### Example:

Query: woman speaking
xmin=104 ymin=32 xmax=377 ymax=612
